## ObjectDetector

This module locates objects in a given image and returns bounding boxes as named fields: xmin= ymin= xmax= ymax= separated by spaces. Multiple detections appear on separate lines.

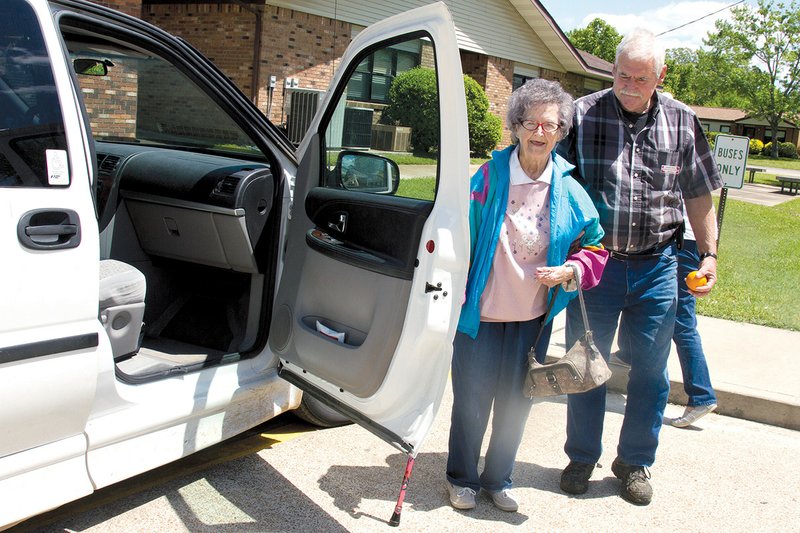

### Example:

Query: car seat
xmin=99 ymin=259 xmax=146 ymax=360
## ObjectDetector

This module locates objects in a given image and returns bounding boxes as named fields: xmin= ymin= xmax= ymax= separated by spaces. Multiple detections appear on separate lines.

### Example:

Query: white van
xmin=0 ymin=0 xmax=470 ymax=527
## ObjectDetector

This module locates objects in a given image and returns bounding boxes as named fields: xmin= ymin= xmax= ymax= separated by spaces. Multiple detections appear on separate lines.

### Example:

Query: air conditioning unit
xmin=371 ymin=124 xmax=412 ymax=152
xmin=285 ymin=88 xmax=324 ymax=144
xmin=342 ymin=107 xmax=374 ymax=149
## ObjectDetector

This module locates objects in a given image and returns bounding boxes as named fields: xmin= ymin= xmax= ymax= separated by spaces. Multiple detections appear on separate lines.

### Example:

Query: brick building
xmin=690 ymin=105 xmax=800 ymax=148
xmin=97 ymin=0 xmax=612 ymax=149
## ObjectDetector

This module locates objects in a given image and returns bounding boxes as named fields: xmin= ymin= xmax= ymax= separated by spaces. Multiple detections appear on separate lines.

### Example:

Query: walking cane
xmin=389 ymin=453 xmax=415 ymax=527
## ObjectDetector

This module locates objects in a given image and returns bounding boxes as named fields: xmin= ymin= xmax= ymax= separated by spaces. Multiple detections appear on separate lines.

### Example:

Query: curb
xmin=543 ymin=355 xmax=800 ymax=431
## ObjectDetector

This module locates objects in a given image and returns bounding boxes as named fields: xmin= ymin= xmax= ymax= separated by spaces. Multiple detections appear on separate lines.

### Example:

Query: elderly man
xmin=556 ymin=28 xmax=723 ymax=505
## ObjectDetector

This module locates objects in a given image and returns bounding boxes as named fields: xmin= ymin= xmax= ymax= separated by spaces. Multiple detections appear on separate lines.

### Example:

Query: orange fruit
xmin=685 ymin=270 xmax=708 ymax=290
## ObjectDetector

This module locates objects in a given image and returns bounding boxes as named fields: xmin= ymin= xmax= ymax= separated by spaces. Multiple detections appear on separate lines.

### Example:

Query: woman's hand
xmin=534 ymin=265 xmax=574 ymax=288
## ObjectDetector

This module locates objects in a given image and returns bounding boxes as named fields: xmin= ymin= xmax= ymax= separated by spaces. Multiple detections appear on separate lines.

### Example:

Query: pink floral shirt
xmin=480 ymin=147 xmax=551 ymax=322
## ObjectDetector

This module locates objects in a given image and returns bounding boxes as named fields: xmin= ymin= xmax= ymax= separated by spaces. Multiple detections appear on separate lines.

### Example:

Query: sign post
xmin=711 ymin=134 xmax=749 ymax=245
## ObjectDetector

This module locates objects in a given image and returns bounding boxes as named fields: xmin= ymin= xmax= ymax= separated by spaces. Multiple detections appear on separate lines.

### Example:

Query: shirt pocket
xmin=643 ymin=149 xmax=681 ymax=191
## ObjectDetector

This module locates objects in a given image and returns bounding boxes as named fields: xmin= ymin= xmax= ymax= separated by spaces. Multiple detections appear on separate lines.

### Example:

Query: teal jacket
xmin=457 ymin=145 xmax=605 ymax=339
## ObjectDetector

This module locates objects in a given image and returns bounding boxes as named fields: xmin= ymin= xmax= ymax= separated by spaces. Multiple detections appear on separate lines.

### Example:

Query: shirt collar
xmin=612 ymin=90 xmax=661 ymax=123
xmin=510 ymin=145 xmax=552 ymax=186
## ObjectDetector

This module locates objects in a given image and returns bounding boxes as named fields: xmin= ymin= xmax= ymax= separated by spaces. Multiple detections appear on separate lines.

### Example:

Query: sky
xmin=539 ymin=0 xmax=757 ymax=51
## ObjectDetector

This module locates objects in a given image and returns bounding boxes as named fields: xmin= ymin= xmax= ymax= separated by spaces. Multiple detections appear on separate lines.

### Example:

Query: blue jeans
xmin=447 ymin=317 xmax=551 ymax=492
xmin=675 ymin=240 xmax=717 ymax=406
xmin=565 ymin=244 xmax=677 ymax=467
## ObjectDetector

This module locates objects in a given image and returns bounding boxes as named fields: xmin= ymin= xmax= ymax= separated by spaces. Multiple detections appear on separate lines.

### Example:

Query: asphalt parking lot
xmin=15 ymin=381 xmax=800 ymax=533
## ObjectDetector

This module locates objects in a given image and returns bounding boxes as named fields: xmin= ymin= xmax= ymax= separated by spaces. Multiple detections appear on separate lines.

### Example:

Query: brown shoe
xmin=611 ymin=458 xmax=652 ymax=505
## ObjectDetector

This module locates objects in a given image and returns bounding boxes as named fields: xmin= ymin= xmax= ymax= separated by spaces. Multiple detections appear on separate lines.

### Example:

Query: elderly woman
xmin=445 ymin=78 xmax=608 ymax=512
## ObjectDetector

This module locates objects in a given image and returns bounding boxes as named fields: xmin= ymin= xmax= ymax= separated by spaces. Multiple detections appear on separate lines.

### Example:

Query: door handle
xmin=327 ymin=212 xmax=347 ymax=234
xmin=17 ymin=209 xmax=82 ymax=250
xmin=25 ymin=224 xmax=78 ymax=237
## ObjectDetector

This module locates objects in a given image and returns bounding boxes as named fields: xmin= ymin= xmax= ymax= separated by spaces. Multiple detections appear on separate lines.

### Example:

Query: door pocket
xmin=303 ymin=315 xmax=367 ymax=347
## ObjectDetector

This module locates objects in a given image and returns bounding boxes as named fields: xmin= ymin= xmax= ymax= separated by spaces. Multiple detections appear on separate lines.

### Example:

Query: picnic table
xmin=745 ymin=166 xmax=765 ymax=183
xmin=777 ymin=175 xmax=800 ymax=195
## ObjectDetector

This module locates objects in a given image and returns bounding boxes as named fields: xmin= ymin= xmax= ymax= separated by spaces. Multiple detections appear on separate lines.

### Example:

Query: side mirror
xmin=73 ymin=59 xmax=113 ymax=76
xmin=335 ymin=151 xmax=400 ymax=194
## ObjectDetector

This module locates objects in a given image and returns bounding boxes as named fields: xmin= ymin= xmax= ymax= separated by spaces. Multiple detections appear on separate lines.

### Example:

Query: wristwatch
xmin=698 ymin=252 xmax=718 ymax=261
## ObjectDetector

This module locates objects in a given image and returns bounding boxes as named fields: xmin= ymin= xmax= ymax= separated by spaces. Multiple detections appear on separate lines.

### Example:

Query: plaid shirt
xmin=557 ymin=89 xmax=723 ymax=253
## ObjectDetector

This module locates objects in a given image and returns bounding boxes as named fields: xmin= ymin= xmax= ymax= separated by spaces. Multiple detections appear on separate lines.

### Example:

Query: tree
xmin=566 ymin=19 xmax=622 ymax=63
xmin=664 ymin=47 xmax=748 ymax=107
xmin=664 ymin=48 xmax=698 ymax=102
xmin=690 ymin=49 xmax=749 ymax=108
xmin=704 ymin=0 xmax=800 ymax=158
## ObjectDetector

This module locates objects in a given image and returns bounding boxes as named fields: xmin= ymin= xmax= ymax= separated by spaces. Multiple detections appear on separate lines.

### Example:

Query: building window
xmin=512 ymin=74 xmax=532 ymax=91
xmin=764 ymin=129 xmax=787 ymax=143
xmin=720 ymin=125 xmax=731 ymax=133
xmin=512 ymin=66 xmax=540 ymax=92
xmin=583 ymin=78 xmax=603 ymax=95
xmin=701 ymin=123 xmax=710 ymax=131
xmin=346 ymin=41 xmax=421 ymax=104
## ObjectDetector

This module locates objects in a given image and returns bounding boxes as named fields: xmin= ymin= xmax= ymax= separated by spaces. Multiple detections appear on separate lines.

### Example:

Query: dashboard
xmin=95 ymin=142 xmax=275 ymax=272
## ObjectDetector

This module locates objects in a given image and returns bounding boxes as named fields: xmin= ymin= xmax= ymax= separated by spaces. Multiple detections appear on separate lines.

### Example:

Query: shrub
xmin=779 ymin=141 xmax=798 ymax=158
xmin=706 ymin=131 xmax=719 ymax=149
xmin=763 ymin=141 xmax=775 ymax=157
xmin=748 ymin=138 xmax=763 ymax=155
xmin=463 ymin=75 xmax=501 ymax=156
xmin=382 ymin=69 xmax=501 ymax=155
xmin=470 ymin=113 xmax=503 ymax=157
xmin=382 ymin=67 xmax=439 ymax=153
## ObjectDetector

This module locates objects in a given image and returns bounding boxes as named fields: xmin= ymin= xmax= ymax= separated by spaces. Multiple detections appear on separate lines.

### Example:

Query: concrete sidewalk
xmin=546 ymin=312 xmax=800 ymax=431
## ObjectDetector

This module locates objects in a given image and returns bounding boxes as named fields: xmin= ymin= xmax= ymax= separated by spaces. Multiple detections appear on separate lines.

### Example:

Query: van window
xmin=0 ymin=0 xmax=68 ymax=187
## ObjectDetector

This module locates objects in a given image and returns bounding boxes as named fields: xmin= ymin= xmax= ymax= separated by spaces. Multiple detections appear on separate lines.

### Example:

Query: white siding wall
xmin=267 ymin=0 xmax=564 ymax=71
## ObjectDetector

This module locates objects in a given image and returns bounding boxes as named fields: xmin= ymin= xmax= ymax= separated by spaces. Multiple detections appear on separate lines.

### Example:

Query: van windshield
xmin=64 ymin=34 xmax=263 ymax=159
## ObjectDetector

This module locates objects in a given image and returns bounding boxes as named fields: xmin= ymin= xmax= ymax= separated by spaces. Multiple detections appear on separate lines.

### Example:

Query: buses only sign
xmin=712 ymin=134 xmax=749 ymax=189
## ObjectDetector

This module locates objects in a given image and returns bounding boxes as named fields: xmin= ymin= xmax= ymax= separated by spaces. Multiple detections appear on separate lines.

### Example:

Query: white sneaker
xmin=446 ymin=481 xmax=476 ymax=510
xmin=488 ymin=488 xmax=519 ymax=512
xmin=670 ymin=403 xmax=717 ymax=428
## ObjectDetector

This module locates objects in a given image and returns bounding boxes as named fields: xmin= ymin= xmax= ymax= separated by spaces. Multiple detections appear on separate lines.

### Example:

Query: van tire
xmin=295 ymin=394 xmax=352 ymax=428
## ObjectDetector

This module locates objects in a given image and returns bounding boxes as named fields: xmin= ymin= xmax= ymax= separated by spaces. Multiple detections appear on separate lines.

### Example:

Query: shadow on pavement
xmin=17 ymin=454 xmax=350 ymax=533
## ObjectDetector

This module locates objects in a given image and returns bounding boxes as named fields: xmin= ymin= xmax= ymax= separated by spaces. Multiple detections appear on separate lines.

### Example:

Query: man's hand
xmin=689 ymin=256 xmax=717 ymax=297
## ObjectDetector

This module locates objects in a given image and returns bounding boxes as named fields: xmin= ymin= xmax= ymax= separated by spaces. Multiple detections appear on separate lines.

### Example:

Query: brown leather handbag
xmin=523 ymin=266 xmax=611 ymax=398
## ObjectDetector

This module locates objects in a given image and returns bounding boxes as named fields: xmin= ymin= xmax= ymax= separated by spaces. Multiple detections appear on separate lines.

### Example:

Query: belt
xmin=609 ymin=236 xmax=676 ymax=261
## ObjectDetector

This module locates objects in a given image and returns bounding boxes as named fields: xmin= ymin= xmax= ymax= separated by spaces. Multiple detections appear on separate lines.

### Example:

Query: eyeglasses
xmin=520 ymin=120 xmax=560 ymax=134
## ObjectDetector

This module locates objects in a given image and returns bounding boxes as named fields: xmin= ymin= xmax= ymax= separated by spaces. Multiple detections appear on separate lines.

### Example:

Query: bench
xmin=777 ymin=175 xmax=800 ymax=195
xmin=745 ymin=166 xmax=765 ymax=183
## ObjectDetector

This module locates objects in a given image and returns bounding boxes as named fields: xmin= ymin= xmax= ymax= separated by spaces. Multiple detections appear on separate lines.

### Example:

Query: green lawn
xmin=396 ymin=177 xmax=800 ymax=331
xmin=701 ymin=197 xmax=800 ymax=331
xmin=748 ymin=154 xmax=800 ymax=171
xmin=378 ymin=152 xmax=489 ymax=166
xmin=752 ymin=174 xmax=781 ymax=187
xmin=396 ymin=176 xmax=436 ymax=200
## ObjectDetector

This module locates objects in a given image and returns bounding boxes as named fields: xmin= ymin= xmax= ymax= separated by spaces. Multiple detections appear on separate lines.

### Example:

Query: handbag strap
xmin=532 ymin=264 xmax=591 ymax=350
xmin=532 ymin=285 xmax=559 ymax=350
xmin=568 ymin=263 xmax=591 ymax=333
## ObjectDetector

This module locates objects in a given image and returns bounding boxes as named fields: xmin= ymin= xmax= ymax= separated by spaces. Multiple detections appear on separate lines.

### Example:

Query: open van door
xmin=271 ymin=2 xmax=470 ymax=454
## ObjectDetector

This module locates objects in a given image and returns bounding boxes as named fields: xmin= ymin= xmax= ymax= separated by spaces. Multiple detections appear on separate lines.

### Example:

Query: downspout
xmin=232 ymin=0 xmax=262 ymax=105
